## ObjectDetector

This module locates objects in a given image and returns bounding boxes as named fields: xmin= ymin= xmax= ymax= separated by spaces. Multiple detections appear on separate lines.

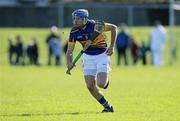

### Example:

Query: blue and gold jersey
xmin=68 ymin=19 xmax=107 ymax=55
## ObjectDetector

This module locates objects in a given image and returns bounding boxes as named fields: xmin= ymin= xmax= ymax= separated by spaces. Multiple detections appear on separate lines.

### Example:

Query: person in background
xmin=150 ymin=21 xmax=166 ymax=66
xmin=46 ymin=26 xmax=61 ymax=65
xmin=14 ymin=35 xmax=24 ymax=65
xmin=7 ymin=36 xmax=15 ymax=65
xmin=27 ymin=38 xmax=40 ymax=65
xmin=116 ymin=23 xmax=131 ymax=66
xmin=139 ymin=41 xmax=149 ymax=65
xmin=130 ymin=34 xmax=139 ymax=65
xmin=49 ymin=35 xmax=62 ymax=66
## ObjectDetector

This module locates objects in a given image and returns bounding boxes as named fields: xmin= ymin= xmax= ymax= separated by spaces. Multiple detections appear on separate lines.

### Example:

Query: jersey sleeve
xmin=68 ymin=31 xmax=76 ymax=45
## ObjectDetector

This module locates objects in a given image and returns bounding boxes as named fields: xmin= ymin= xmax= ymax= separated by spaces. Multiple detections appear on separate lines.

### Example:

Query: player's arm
xmin=104 ymin=23 xmax=117 ymax=56
xmin=66 ymin=30 xmax=77 ymax=67
xmin=104 ymin=23 xmax=117 ymax=48
xmin=66 ymin=44 xmax=75 ymax=68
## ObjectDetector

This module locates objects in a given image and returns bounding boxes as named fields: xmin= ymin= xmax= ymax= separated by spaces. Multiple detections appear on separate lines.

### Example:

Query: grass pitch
xmin=0 ymin=27 xmax=180 ymax=121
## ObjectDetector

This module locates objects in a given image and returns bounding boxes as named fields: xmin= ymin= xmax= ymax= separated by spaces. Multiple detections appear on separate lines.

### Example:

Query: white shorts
xmin=82 ymin=52 xmax=111 ymax=76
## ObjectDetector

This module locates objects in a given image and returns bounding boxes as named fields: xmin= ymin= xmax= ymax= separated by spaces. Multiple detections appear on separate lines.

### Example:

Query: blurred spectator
xmin=139 ymin=41 xmax=149 ymax=65
xmin=50 ymin=35 xmax=62 ymax=65
xmin=116 ymin=23 xmax=131 ymax=65
xmin=27 ymin=38 xmax=40 ymax=65
xmin=14 ymin=35 xmax=24 ymax=65
xmin=46 ymin=26 xmax=62 ymax=66
xmin=130 ymin=34 xmax=139 ymax=65
xmin=150 ymin=21 xmax=166 ymax=66
xmin=7 ymin=36 xmax=15 ymax=65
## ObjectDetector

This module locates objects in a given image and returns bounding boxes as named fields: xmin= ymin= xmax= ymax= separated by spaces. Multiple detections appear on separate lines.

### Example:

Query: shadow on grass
xmin=0 ymin=111 xmax=101 ymax=117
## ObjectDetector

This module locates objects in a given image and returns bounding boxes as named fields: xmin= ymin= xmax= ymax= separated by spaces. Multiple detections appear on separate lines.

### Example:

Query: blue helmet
xmin=72 ymin=9 xmax=89 ymax=18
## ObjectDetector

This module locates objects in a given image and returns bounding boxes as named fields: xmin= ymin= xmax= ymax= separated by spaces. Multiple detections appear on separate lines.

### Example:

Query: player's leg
xmin=84 ymin=74 xmax=113 ymax=112
xmin=96 ymin=72 xmax=113 ymax=112
xmin=84 ymin=75 xmax=103 ymax=100
xmin=95 ymin=53 xmax=113 ymax=112
xmin=96 ymin=53 xmax=111 ymax=89
xmin=83 ymin=53 xmax=103 ymax=99
xmin=96 ymin=72 xmax=109 ymax=89
xmin=83 ymin=53 xmax=113 ymax=112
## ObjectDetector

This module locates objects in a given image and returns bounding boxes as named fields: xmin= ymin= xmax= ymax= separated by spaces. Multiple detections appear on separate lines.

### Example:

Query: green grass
xmin=0 ymin=27 xmax=180 ymax=121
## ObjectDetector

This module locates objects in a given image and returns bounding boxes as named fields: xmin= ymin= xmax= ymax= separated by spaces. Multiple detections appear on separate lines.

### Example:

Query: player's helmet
xmin=72 ymin=9 xmax=89 ymax=18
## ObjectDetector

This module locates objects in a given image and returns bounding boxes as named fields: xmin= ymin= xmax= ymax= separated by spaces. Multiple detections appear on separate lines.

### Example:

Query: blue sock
xmin=98 ymin=96 xmax=111 ymax=108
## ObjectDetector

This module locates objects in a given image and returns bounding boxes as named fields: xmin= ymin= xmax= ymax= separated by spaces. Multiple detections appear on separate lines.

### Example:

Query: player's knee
xmin=97 ymin=82 xmax=104 ymax=88
xmin=97 ymin=79 xmax=106 ymax=88
xmin=97 ymin=73 xmax=108 ymax=88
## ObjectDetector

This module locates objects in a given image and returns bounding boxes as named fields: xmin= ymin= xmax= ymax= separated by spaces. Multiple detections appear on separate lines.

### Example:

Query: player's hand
xmin=106 ymin=46 xmax=114 ymax=56
xmin=67 ymin=62 xmax=74 ymax=70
